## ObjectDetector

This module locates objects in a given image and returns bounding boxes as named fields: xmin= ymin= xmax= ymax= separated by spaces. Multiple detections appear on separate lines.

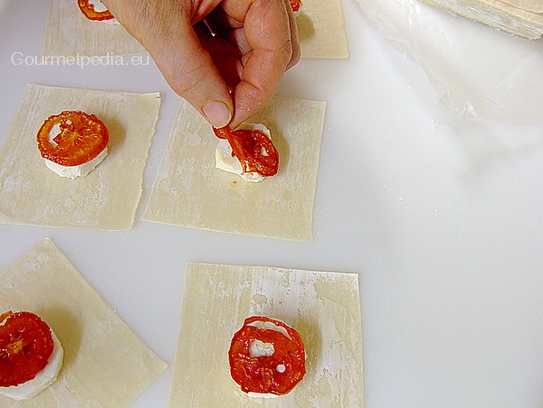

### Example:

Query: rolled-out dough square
xmin=42 ymin=0 xmax=347 ymax=59
xmin=298 ymin=0 xmax=349 ymax=59
xmin=42 ymin=0 xmax=146 ymax=57
xmin=501 ymin=0 xmax=543 ymax=13
xmin=168 ymin=262 xmax=364 ymax=407
xmin=0 ymin=238 xmax=167 ymax=407
xmin=142 ymin=96 xmax=326 ymax=241
xmin=0 ymin=84 xmax=161 ymax=230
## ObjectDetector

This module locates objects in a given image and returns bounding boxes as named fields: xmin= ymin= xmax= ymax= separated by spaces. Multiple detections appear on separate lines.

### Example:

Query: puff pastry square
xmin=0 ymin=84 xmax=160 ymax=230
xmin=298 ymin=0 xmax=349 ymax=58
xmin=168 ymin=262 xmax=364 ymax=407
xmin=42 ymin=0 xmax=347 ymax=59
xmin=143 ymin=96 xmax=326 ymax=241
xmin=0 ymin=238 xmax=167 ymax=407
xmin=42 ymin=0 xmax=145 ymax=57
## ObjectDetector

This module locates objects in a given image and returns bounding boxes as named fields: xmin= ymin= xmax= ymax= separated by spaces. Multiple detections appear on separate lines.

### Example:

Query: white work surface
xmin=2 ymin=0 xmax=543 ymax=407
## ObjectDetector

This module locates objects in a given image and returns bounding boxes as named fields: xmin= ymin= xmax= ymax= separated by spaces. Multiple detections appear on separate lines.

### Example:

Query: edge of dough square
xmin=42 ymin=0 xmax=146 ymax=57
xmin=0 ymin=238 xmax=168 ymax=407
xmin=501 ymin=0 xmax=543 ymax=12
xmin=42 ymin=0 xmax=347 ymax=59
xmin=298 ymin=0 xmax=349 ymax=59
xmin=143 ymin=96 xmax=326 ymax=241
xmin=0 ymin=84 xmax=161 ymax=230
xmin=168 ymin=262 xmax=364 ymax=407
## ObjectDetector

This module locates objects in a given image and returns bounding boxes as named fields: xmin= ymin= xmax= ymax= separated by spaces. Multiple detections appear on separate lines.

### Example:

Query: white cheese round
xmin=249 ymin=339 xmax=275 ymax=358
xmin=44 ymin=146 xmax=108 ymax=179
xmin=89 ymin=0 xmax=107 ymax=12
xmin=247 ymin=319 xmax=293 ymax=341
xmin=87 ymin=0 xmax=120 ymax=24
xmin=245 ymin=318 xmax=294 ymax=399
xmin=247 ymin=391 xmax=280 ymax=399
xmin=0 ymin=329 xmax=64 ymax=400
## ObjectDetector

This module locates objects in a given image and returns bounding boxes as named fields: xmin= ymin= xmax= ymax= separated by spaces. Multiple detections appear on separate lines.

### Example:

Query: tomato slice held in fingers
xmin=228 ymin=316 xmax=306 ymax=396
xmin=290 ymin=0 xmax=302 ymax=13
xmin=37 ymin=110 xmax=109 ymax=167
xmin=78 ymin=0 xmax=114 ymax=21
xmin=213 ymin=126 xmax=279 ymax=177
xmin=0 ymin=311 xmax=55 ymax=387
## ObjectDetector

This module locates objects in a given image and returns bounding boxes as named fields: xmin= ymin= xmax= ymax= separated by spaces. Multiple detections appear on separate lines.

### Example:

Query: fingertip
xmin=202 ymin=101 xmax=232 ymax=128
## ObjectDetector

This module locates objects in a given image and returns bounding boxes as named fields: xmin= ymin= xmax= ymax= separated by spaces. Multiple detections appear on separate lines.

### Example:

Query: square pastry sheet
xmin=168 ymin=262 xmax=364 ymax=407
xmin=143 ymin=97 xmax=326 ymax=241
xmin=0 ymin=238 xmax=167 ymax=407
xmin=42 ymin=0 xmax=347 ymax=59
xmin=0 ymin=84 xmax=160 ymax=230
xmin=42 ymin=0 xmax=145 ymax=57
xmin=298 ymin=0 xmax=349 ymax=59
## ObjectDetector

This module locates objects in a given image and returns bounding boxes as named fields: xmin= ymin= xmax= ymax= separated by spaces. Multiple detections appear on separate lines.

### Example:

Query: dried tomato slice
xmin=213 ymin=126 xmax=279 ymax=177
xmin=290 ymin=0 xmax=302 ymax=13
xmin=78 ymin=0 xmax=114 ymax=21
xmin=37 ymin=110 xmax=109 ymax=167
xmin=228 ymin=316 xmax=306 ymax=396
xmin=0 ymin=311 xmax=55 ymax=387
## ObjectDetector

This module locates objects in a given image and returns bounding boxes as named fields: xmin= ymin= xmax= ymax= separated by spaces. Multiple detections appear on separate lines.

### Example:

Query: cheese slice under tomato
xmin=0 ymin=311 xmax=64 ymax=401
xmin=37 ymin=110 xmax=109 ymax=179
xmin=214 ymin=123 xmax=278 ymax=182
xmin=228 ymin=316 xmax=306 ymax=397
xmin=78 ymin=0 xmax=116 ymax=22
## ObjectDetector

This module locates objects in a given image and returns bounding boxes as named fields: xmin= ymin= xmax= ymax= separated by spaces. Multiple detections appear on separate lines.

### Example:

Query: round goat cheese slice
xmin=0 ymin=330 xmax=63 ymax=400
xmin=0 ymin=311 xmax=64 ymax=400
xmin=37 ymin=110 xmax=109 ymax=179
xmin=228 ymin=316 xmax=306 ymax=397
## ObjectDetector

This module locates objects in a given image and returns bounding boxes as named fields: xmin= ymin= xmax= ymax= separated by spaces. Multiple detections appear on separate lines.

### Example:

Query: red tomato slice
xmin=78 ymin=0 xmax=114 ymax=21
xmin=0 ymin=311 xmax=55 ymax=387
xmin=37 ymin=110 xmax=109 ymax=167
xmin=228 ymin=316 xmax=306 ymax=396
xmin=290 ymin=0 xmax=302 ymax=13
xmin=213 ymin=126 xmax=279 ymax=177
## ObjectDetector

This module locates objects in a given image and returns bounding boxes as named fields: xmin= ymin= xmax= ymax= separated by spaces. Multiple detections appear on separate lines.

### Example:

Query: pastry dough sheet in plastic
xmin=143 ymin=96 xmax=326 ymax=241
xmin=0 ymin=238 xmax=167 ymax=408
xmin=419 ymin=0 xmax=543 ymax=39
xmin=0 ymin=84 xmax=160 ymax=230
xmin=501 ymin=0 xmax=543 ymax=12
xmin=357 ymin=0 xmax=543 ymax=127
xmin=168 ymin=262 xmax=364 ymax=407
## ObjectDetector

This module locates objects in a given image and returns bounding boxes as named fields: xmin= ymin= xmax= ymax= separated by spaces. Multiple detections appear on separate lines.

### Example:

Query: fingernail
xmin=203 ymin=101 xmax=231 ymax=128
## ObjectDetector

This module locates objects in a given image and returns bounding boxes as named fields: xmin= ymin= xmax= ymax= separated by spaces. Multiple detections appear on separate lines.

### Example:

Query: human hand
xmin=102 ymin=0 xmax=300 ymax=129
